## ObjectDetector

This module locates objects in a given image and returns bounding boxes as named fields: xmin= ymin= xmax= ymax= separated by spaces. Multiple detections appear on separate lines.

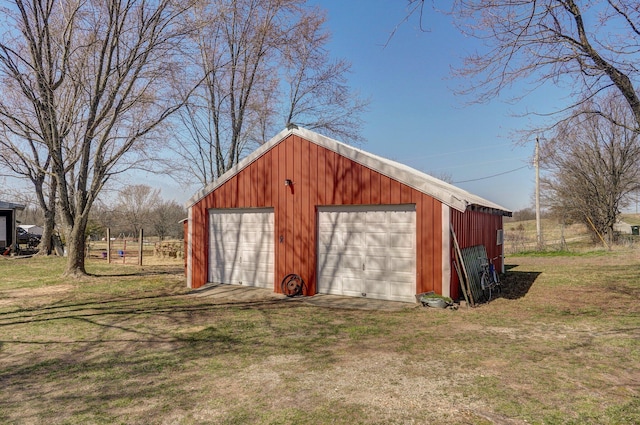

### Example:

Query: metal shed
xmin=0 ymin=201 xmax=25 ymax=254
xmin=184 ymin=127 xmax=511 ymax=302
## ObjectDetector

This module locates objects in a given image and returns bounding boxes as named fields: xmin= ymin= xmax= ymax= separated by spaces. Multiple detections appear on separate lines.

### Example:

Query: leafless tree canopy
xmin=150 ymin=200 xmax=186 ymax=241
xmin=0 ymin=0 xmax=368 ymax=274
xmin=174 ymin=0 xmax=368 ymax=187
xmin=541 ymin=95 xmax=640 ymax=243
xmin=115 ymin=184 xmax=162 ymax=238
xmin=410 ymin=1 xmax=640 ymax=129
xmin=405 ymin=1 xmax=640 ymax=244
xmin=0 ymin=0 xmax=192 ymax=275
xmin=281 ymin=9 xmax=368 ymax=141
xmin=90 ymin=191 xmax=185 ymax=241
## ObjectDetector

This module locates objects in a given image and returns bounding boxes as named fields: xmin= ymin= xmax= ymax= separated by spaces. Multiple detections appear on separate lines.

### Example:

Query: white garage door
xmin=317 ymin=205 xmax=416 ymax=303
xmin=208 ymin=208 xmax=274 ymax=289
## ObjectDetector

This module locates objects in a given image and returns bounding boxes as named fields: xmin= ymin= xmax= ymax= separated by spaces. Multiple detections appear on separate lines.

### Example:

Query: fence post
xmin=107 ymin=228 xmax=111 ymax=263
xmin=138 ymin=229 xmax=143 ymax=266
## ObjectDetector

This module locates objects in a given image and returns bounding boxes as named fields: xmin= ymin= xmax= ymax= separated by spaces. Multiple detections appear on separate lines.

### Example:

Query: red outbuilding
xmin=184 ymin=126 xmax=511 ymax=302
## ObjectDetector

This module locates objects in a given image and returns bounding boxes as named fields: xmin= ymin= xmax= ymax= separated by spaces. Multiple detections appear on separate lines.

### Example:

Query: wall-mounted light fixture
xmin=284 ymin=179 xmax=293 ymax=186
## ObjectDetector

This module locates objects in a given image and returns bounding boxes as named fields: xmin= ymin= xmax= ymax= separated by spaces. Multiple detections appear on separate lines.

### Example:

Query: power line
xmin=453 ymin=165 xmax=530 ymax=183
xmin=401 ymin=142 xmax=515 ymax=162
xmin=430 ymin=156 xmax=530 ymax=171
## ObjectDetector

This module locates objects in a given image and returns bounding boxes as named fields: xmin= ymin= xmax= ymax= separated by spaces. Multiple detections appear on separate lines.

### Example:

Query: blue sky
xmin=301 ymin=0 xmax=550 ymax=211
xmin=105 ymin=1 xmax=554 ymax=211
xmin=1 ymin=1 xmax=566 ymax=213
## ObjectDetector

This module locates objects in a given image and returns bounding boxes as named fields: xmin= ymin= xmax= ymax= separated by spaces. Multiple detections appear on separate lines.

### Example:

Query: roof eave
xmin=0 ymin=201 xmax=26 ymax=210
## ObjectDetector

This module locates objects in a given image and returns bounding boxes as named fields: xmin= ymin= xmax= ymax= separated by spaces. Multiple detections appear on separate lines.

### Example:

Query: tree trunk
xmin=62 ymin=216 xmax=89 ymax=277
xmin=37 ymin=208 xmax=56 ymax=255
xmin=33 ymin=175 xmax=57 ymax=255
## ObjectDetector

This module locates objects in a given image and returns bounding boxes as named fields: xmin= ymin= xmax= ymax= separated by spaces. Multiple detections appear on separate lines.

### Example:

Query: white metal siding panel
xmin=317 ymin=205 xmax=416 ymax=302
xmin=208 ymin=208 xmax=274 ymax=289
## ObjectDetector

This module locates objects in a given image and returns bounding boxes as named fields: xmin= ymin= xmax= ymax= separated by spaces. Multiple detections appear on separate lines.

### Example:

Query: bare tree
xmin=280 ymin=9 xmax=368 ymax=142
xmin=90 ymin=200 xmax=118 ymax=238
xmin=541 ymin=95 xmax=640 ymax=244
xmin=150 ymin=200 xmax=185 ymax=240
xmin=173 ymin=0 xmax=291 ymax=187
xmin=115 ymin=185 xmax=161 ymax=238
xmin=173 ymin=0 xmax=368 ymax=188
xmin=0 ymin=10 xmax=64 ymax=255
xmin=0 ymin=0 xmax=193 ymax=276
xmin=408 ymin=1 xmax=640 ymax=130
xmin=0 ymin=128 xmax=57 ymax=254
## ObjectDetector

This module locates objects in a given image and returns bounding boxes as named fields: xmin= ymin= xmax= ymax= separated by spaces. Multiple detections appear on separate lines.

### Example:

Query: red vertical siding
xmin=190 ymin=203 xmax=208 ymax=287
xmin=317 ymin=144 xmax=326 ymax=205
xmin=414 ymin=192 xmax=442 ymax=294
xmin=183 ymin=220 xmax=188 ymax=276
xmin=189 ymin=133 xmax=506 ymax=300
xmin=390 ymin=179 xmax=401 ymax=204
xmin=361 ymin=167 xmax=371 ymax=205
xmin=380 ymin=175 xmax=390 ymax=204
xmin=450 ymin=209 xmax=504 ymax=300
xmin=400 ymin=184 xmax=412 ymax=204
xmin=370 ymin=171 xmax=381 ymax=204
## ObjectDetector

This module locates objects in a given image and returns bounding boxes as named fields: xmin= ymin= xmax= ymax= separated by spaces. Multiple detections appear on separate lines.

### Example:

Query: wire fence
xmin=502 ymin=222 xmax=639 ymax=254
xmin=86 ymin=235 xmax=183 ymax=265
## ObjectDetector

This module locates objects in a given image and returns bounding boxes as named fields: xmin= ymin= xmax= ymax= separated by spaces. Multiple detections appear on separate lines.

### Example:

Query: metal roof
xmin=0 ymin=201 xmax=25 ymax=210
xmin=186 ymin=126 xmax=512 ymax=216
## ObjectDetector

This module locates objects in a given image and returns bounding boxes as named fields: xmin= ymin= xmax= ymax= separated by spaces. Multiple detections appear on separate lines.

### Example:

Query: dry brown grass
xmin=504 ymin=215 xmax=640 ymax=254
xmin=0 ymin=252 xmax=638 ymax=424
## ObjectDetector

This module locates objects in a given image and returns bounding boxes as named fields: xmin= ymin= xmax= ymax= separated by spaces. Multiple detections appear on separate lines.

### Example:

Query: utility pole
xmin=535 ymin=137 xmax=543 ymax=250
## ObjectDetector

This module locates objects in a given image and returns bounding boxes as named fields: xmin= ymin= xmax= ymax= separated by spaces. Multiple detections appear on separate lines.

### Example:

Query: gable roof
xmin=186 ymin=126 xmax=512 ymax=216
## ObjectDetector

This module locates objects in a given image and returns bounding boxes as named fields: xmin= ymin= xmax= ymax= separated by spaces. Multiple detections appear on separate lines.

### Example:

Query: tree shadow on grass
xmin=87 ymin=265 xmax=185 ymax=277
xmin=500 ymin=265 xmax=541 ymax=300
xmin=0 ymin=292 xmax=295 ymax=326
xmin=0 ymin=295 xmax=340 ymax=424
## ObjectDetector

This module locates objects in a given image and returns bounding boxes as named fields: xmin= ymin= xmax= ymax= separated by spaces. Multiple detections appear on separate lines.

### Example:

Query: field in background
xmin=503 ymin=218 xmax=591 ymax=254
xmin=621 ymin=213 xmax=640 ymax=225
xmin=504 ymin=213 xmax=640 ymax=254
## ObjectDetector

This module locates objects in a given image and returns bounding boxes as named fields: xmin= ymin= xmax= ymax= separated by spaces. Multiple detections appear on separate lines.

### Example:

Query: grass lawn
xmin=0 ymin=252 xmax=639 ymax=424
